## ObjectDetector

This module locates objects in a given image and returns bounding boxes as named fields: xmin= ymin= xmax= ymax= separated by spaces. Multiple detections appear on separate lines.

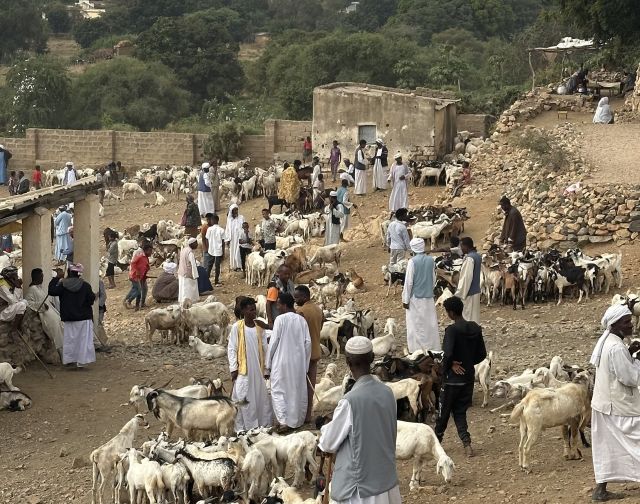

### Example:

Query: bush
xmin=203 ymin=122 xmax=245 ymax=162
xmin=513 ymin=130 xmax=568 ymax=171
xmin=47 ymin=3 xmax=72 ymax=34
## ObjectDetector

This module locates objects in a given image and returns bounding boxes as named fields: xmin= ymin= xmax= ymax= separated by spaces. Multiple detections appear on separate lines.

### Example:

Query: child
xmin=313 ymin=173 xmax=325 ymax=208
xmin=238 ymin=221 xmax=253 ymax=277
xmin=32 ymin=165 xmax=42 ymax=190
xmin=105 ymin=231 xmax=118 ymax=288
xmin=7 ymin=171 xmax=16 ymax=195
xmin=205 ymin=214 xmax=225 ymax=286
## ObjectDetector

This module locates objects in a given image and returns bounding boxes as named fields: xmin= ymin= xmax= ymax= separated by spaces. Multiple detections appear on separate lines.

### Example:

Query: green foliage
xmin=204 ymin=122 xmax=246 ymax=162
xmin=47 ymin=3 xmax=72 ymax=34
xmin=136 ymin=11 xmax=243 ymax=100
xmin=560 ymin=0 xmax=640 ymax=44
xmin=0 ymin=0 xmax=49 ymax=62
xmin=513 ymin=129 xmax=568 ymax=171
xmin=72 ymin=17 xmax=116 ymax=48
xmin=6 ymin=56 xmax=71 ymax=133
xmin=67 ymin=57 xmax=190 ymax=131
xmin=89 ymin=35 xmax=135 ymax=51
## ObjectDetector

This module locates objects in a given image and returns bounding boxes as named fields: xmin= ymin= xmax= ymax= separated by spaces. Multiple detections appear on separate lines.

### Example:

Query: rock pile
xmin=0 ymin=309 xmax=59 ymax=365
xmin=617 ymin=63 xmax=640 ymax=123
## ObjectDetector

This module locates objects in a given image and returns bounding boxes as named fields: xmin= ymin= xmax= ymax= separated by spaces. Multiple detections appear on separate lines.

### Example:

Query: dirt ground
xmin=2 ymin=137 xmax=640 ymax=504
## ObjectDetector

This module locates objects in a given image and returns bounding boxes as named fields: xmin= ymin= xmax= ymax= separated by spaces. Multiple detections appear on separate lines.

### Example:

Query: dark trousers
xmin=262 ymin=241 xmax=276 ymax=250
xmin=240 ymin=247 xmax=250 ymax=271
xmin=434 ymin=382 xmax=474 ymax=446
xmin=203 ymin=252 xmax=213 ymax=277
xmin=213 ymin=255 xmax=222 ymax=284
xmin=126 ymin=279 xmax=148 ymax=307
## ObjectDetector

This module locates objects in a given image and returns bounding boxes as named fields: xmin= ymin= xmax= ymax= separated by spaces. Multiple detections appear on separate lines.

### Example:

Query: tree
xmin=72 ymin=17 xmax=115 ymax=48
xmin=68 ymin=57 xmax=190 ymax=131
xmin=6 ymin=56 xmax=71 ymax=133
xmin=47 ymin=3 xmax=72 ymax=34
xmin=0 ymin=0 xmax=48 ymax=62
xmin=560 ymin=0 xmax=640 ymax=44
xmin=204 ymin=122 xmax=245 ymax=161
xmin=136 ymin=12 xmax=243 ymax=100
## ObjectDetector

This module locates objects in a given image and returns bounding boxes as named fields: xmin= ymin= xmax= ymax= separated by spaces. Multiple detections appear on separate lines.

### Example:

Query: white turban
xmin=394 ymin=152 xmax=402 ymax=160
xmin=163 ymin=262 xmax=177 ymax=274
xmin=410 ymin=238 xmax=425 ymax=254
xmin=345 ymin=336 xmax=373 ymax=355
xmin=65 ymin=161 xmax=73 ymax=168
xmin=376 ymin=138 xmax=384 ymax=145
xmin=329 ymin=191 xmax=338 ymax=197
xmin=187 ymin=237 xmax=197 ymax=246
xmin=0 ymin=144 xmax=4 ymax=150
xmin=201 ymin=162 xmax=211 ymax=170
xmin=590 ymin=304 xmax=632 ymax=366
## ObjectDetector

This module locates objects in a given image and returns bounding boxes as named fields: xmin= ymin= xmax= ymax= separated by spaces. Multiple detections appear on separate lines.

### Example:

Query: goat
xmin=189 ymin=335 xmax=226 ymax=359
xmin=123 ymin=448 xmax=165 ymax=504
xmin=0 ymin=362 xmax=21 ymax=390
xmin=145 ymin=306 xmax=182 ymax=343
xmin=315 ymin=363 xmax=338 ymax=396
xmin=176 ymin=449 xmax=236 ymax=498
xmin=308 ymin=244 xmax=342 ymax=269
xmin=371 ymin=332 xmax=396 ymax=357
xmin=182 ymin=300 xmax=231 ymax=345
xmin=0 ymin=389 xmax=32 ymax=411
xmin=267 ymin=476 xmax=317 ymax=504
xmin=127 ymin=383 xmax=211 ymax=414
xmin=384 ymin=378 xmax=423 ymax=417
xmin=474 ymin=350 xmax=493 ymax=407
xmin=121 ymin=182 xmax=147 ymax=199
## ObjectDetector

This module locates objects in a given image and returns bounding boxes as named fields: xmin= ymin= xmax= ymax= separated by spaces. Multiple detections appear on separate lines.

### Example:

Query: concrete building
xmin=312 ymin=82 xmax=458 ymax=161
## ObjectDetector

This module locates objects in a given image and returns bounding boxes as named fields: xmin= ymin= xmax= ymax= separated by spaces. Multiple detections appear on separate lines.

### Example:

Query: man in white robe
xmin=324 ymin=192 xmax=344 ymax=245
xmin=0 ymin=266 xmax=27 ymax=324
xmin=265 ymin=292 xmax=311 ymax=430
xmin=319 ymin=336 xmax=401 ymax=504
xmin=311 ymin=155 xmax=321 ymax=186
xmin=388 ymin=153 xmax=409 ymax=211
xmin=372 ymin=139 xmax=388 ymax=191
xmin=354 ymin=140 xmax=368 ymax=195
xmin=197 ymin=162 xmax=215 ymax=217
xmin=225 ymin=204 xmax=245 ymax=271
xmin=62 ymin=161 xmax=77 ymax=185
xmin=228 ymin=297 xmax=272 ymax=432
xmin=336 ymin=179 xmax=354 ymax=233
xmin=590 ymin=304 xmax=640 ymax=501
xmin=178 ymin=238 xmax=199 ymax=305
xmin=454 ymin=237 xmax=481 ymax=324
xmin=25 ymin=268 xmax=64 ymax=353
xmin=402 ymin=238 xmax=440 ymax=352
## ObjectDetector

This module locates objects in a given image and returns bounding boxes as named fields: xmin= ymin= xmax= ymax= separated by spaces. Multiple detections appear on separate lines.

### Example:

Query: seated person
xmin=593 ymin=97 xmax=613 ymax=124
xmin=0 ymin=266 xmax=28 ymax=328
xmin=152 ymin=262 xmax=179 ymax=303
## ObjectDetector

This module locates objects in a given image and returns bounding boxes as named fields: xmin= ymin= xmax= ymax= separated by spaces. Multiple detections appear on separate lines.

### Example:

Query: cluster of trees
xmin=0 ymin=0 xmax=638 ymax=135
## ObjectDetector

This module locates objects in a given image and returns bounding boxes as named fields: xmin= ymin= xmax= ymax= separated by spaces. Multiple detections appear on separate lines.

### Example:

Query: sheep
xmin=474 ymin=351 xmax=493 ymax=408
xmin=103 ymin=189 xmax=121 ymax=202
xmin=510 ymin=373 xmax=591 ymax=471
xmin=117 ymin=238 xmax=138 ymax=264
xmin=177 ymin=450 xmax=236 ymax=498
xmin=315 ymin=363 xmax=338 ymax=396
xmin=308 ymin=244 xmax=342 ymax=268
xmin=90 ymin=414 xmax=150 ymax=504
xmin=123 ymin=448 xmax=165 ymax=504
xmin=145 ymin=306 xmax=182 ymax=343
xmin=0 ymin=389 xmax=32 ymax=411
xmin=396 ymin=421 xmax=455 ymax=490
xmin=121 ymin=182 xmax=147 ymax=199
xmin=549 ymin=355 xmax=571 ymax=381
xmin=181 ymin=300 xmax=231 ymax=346
xmin=154 ymin=191 xmax=167 ymax=206
xmin=313 ymin=374 xmax=352 ymax=412
xmin=0 ymin=362 xmax=21 ymax=390
xmin=371 ymin=332 xmax=396 ymax=357
xmin=189 ymin=335 xmax=227 ymax=359
xmin=246 ymin=251 xmax=267 ymax=286
xmin=267 ymin=477 xmax=318 ymax=504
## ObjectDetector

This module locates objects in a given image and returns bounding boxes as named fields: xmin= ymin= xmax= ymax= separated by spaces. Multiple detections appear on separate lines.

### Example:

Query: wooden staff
xmin=323 ymin=453 xmax=335 ymax=504
xmin=14 ymin=328 xmax=54 ymax=379
xmin=351 ymin=205 xmax=372 ymax=240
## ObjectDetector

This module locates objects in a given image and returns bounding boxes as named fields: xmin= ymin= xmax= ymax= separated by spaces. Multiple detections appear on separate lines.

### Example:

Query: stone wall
xmin=0 ymin=136 xmax=32 ymax=172
xmin=0 ymin=309 xmax=58 ymax=365
xmin=457 ymin=114 xmax=495 ymax=138
xmin=265 ymin=120 xmax=312 ymax=163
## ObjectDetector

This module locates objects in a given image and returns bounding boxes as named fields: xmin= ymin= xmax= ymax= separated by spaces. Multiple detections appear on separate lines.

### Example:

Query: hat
xmin=601 ymin=304 xmax=632 ymax=330
xmin=163 ymin=262 xmax=177 ymax=274
xmin=329 ymin=191 xmax=338 ymax=197
xmin=394 ymin=152 xmax=402 ymax=160
xmin=187 ymin=237 xmax=197 ymax=246
xmin=201 ymin=162 xmax=211 ymax=170
xmin=410 ymin=238 xmax=425 ymax=254
xmin=376 ymin=138 xmax=384 ymax=145
xmin=1 ymin=266 xmax=18 ymax=277
xmin=69 ymin=263 xmax=84 ymax=273
xmin=345 ymin=336 xmax=373 ymax=355
xmin=65 ymin=161 xmax=73 ymax=167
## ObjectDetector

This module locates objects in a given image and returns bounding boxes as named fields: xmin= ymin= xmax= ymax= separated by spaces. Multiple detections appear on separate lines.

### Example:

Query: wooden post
xmin=529 ymin=51 xmax=535 ymax=91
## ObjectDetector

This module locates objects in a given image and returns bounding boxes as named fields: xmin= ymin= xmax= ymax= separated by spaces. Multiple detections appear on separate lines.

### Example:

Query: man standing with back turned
xmin=319 ymin=336 xmax=401 ymax=504
xmin=455 ymin=237 xmax=482 ymax=324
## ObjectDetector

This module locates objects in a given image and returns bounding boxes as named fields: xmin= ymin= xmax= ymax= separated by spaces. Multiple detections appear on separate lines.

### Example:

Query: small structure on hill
xmin=313 ymin=82 xmax=458 ymax=161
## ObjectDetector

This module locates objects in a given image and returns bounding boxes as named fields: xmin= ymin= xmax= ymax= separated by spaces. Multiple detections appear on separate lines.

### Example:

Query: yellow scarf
xmin=237 ymin=320 xmax=264 ymax=375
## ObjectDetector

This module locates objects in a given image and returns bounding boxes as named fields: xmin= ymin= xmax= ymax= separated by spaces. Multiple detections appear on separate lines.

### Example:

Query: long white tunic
xmin=63 ymin=319 xmax=95 ymax=365
xmin=228 ymin=323 xmax=273 ymax=431
xmin=0 ymin=284 xmax=27 ymax=322
xmin=319 ymin=399 xmax=402 ymax=504
xmin=178 ymin=248 xmax=199 ymax=305
xmin=266 ymin=311 xmax=311 ymax=428
xmin=197 ymin=172 xmax=215 ymax=216
xmin=354 ymin=150 xmax=367 ymax=195
xmin=387 ymin=163 xmax=408 ymax=211
xmin=401 ymin=258 xmax=440 ymax=352
xmin=325 ymin=205 xmax=344 ymax=245
xmin=340 ymin=190 xmax=353 ymax=232
xmin=372 ymin=148 xmax=388 ymax=190
xmin=454 ymin=256 xmax=481 ymax=324
xmin=25 ymin=284 xmax=64 ymax=350
xmin=225 ymin=215 xmax=245 ymax=270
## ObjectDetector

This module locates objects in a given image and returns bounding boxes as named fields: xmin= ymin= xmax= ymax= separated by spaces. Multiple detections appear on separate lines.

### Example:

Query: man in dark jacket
xmin=435 ymin=296 xmax=487 ymax=457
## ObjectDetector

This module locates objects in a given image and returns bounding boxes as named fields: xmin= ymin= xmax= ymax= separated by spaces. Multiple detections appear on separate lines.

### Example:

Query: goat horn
xmin=157 ymin=377 xmax=174 ymax=389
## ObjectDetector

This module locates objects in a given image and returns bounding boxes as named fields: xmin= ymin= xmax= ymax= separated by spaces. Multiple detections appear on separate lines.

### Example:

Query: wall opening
xmin=357 ymin=124 xmax=377 ymax=144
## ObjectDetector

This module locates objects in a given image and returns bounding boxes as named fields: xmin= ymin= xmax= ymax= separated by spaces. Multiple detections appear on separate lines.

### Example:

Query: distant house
xmin=75 ymin=0 xmax=105 ymax=19
xmin=345 ymin=2 xmax=360 ymax=13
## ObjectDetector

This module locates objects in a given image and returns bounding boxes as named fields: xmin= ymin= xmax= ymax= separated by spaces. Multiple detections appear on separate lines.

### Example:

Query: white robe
xmin=339 ymin=190 xmax=353 ymax=232
xmin=178 ymin=248 xmax=199 ymax=305
xmin=25 ymin=284 xmax=64 ymax=350
xmin=63 ymin=319 xmax=95 ymax=365
xmin=228 ymin=323 xmax=273 ymax=432
xmin=0 ymin=284 xmax=27 ymax=322
xmin=266 ymin=311 xmax=311 ymax=428
xmin=225 ymin=214 xmax=245 ymax=270
xmin=372 ymin=148 xmax=388 ymax=190
xmin=319 ymin=399 xmax=402 ymax=504
xmin=401 ymin=257 xmax=440 ymax=352
xmin=324 ymin=205 xmax=344 ymax=245
xmin=197 ymin=172 xmax=215 ymax=216
xmin=454 ymin=255 xmax=481 ymax=324
xmin=354 ymin=169 xmax=367 ymax=195
xmin=387 ymin=163 xmax=408 ymax=211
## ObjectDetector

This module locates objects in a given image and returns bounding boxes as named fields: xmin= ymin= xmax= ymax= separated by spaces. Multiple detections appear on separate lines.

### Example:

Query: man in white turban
xmin=372 ymin=139 xmax=388 ymax=191
xmin=388 ymin=153 xmax=409 ymax=211
xmin=319 ymin=335 xmax=400 ymax=504
xmin=324 ymin=191 xmax=343 ymax=245
xmin=402 ymin=238 xmax=440 ymax=352
xmin=62 ymin=161 xmax=77 ymax=185
xmin=152 ymin=261 xmax=179 ymax=303
xmin=590 ymin=304 xmax=639 ymax=502
xmin=197 ymin=162 xmax=215 ymax=216
xmin=178 ymin=238 xmax=199 ymax=304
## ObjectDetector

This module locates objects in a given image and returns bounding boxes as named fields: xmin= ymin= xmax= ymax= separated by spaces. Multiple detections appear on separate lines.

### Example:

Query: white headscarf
xmin=590 ymin=304 xmax=632 ymax=366
xmin=163 ymin=261 xmax=177 ymax=274
xmin=593 ymin=97 xmax=613 ymax=124
xmin=201 ymin=162 xmax=211 ymax=170
xmin=227 ymin=203 xmax=239 ymax=220
xmin=187 ymin=237 xmax=197 ymax=246
xmin=410 ymin=238 xmax=425 ymax=254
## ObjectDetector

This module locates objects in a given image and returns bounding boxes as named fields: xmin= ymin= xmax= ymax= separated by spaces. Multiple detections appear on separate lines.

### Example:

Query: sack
xmin=180 ymin=210 xmax=187 ymax=227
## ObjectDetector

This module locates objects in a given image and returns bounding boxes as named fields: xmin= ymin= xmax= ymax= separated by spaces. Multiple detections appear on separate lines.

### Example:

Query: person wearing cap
xmin=388 ymin=153 xmax=409 ymax=212
xmin=48 ymin=264 xmax=96 ymax=368
xmin=311 ymin=155 xmax=322 ymax=186
xmin=0 ymin=266 xmax=28 ymax=326
xmin=329 ymin=140 xmax=341 ymax=182
xmin=336 ymin=178 xmax=355 ymax=235
xmin=265 ymin=292 xmax=311 ymax=431
xmin=228 ymin=296 xmax=272 ymax=431
xmin=225 ymin=204 xmax=245 ymax=272
xmin=402 ymin=237 xmax=440 ymax=352
xmin=454 ymin=237 xmax=482 ymax=324
xmin=435 ymin=296 xmax=486 ymax=458
xmin=124 ymin=242 xmax=153 ymax=310
xmin=197 ymin=162 xmax=215 ymax=217
xmin=499 ymin=196 xmax=527 ymax=251
xmin=371 ymin=138 xmax=388 ymax=191
xmin=319 ymin=335 xmax=400 ymax=504
xmin=152 ymin=261 xmax=179 ymax=303
xmin=25 ymin=268 xmax=64 ymax=356
xmin=353 ymin=140 xmax=368 ymax=196
xmin=54 ymin=206 xmax=73 ymax=263
xmin=178 ymin=238 xmax=200 ymax=305
xmin=182 ymin=194 xmax=201 ymax=239
xmin=62 ymin=161 xmax=77 ymax=185
xmin=324 ymin=191 xmax=344 ymax=246
xmin=0 ymin=144 xmax=12 ymax=185
xmin=386 ymin=208 xmax=411 ymax=266
xmin=590 ymin=304 xmax=639 ymax=502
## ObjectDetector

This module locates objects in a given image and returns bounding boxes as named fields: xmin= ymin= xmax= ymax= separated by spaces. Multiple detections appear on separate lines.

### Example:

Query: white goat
xmin=0 ymin=362 xmax=21 ymax=390
xmin=315 ymin=363 xmax=338 ymax=396
xmin=121 ymin=182 xmax=147 ymax=199
xmin=154 ymin=191 xmax=167 ymax=206
xmin=371 ymin=332 xmax=396 ymax=357
xmin=308 ymin=244 xmax=342 ymax=268
xmin=124 ymin=448 xmax=165 ymax=504
xmin=474 ymin=350 xmax=493 ymax=408
xmin=189 ymin=335 xmax=226 ymax=359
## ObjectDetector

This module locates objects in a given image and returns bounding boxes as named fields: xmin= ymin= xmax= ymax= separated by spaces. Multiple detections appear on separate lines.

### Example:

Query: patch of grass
xmin=513 ymin=129 xmax=568 ymax=171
